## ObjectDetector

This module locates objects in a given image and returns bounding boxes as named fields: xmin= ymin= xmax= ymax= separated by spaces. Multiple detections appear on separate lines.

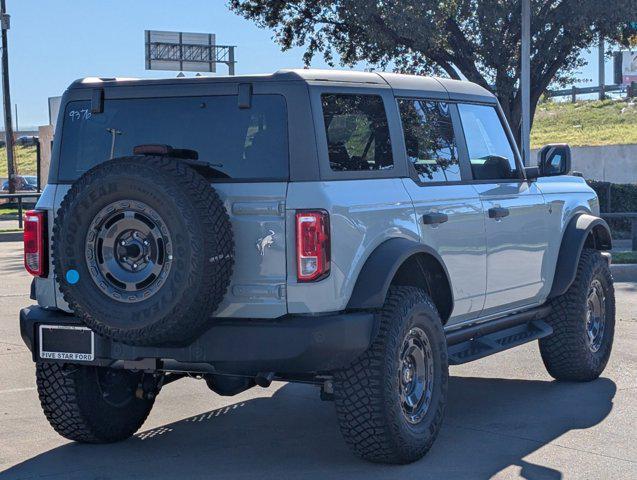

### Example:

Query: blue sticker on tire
xmin=66 ymin=269 xmax=79 ymax=285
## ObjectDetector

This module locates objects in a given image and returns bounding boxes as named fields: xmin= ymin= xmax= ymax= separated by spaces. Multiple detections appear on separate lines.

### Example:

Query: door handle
xmin=422 ymin=212 xmax=449 ymax=225
xmin=488 ymin=207 xmax=510 ymax=219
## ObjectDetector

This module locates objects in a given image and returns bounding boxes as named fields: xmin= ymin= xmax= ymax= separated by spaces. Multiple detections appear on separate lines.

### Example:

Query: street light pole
xmin=0 ymin=0 xmax=16 ymax=193
xmin=598 ymin=35 xmax=605 ymax=100
xmin=521 ymin=0 xmax=531 ymax=167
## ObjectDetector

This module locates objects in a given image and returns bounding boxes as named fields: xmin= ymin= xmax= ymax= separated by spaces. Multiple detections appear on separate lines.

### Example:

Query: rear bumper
xmin=19 ymin=306 xmax=376 ymax=375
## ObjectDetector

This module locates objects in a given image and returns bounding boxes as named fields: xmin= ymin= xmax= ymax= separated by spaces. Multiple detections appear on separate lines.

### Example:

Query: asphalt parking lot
xmin=0 ymin=240 xmax=635 ymax=480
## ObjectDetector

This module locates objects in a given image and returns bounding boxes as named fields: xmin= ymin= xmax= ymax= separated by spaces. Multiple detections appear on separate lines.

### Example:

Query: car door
xmin=397 ymin=98 xmax=487 ymax=324
xmin=457 ymin=103 xmax=549 ymax=315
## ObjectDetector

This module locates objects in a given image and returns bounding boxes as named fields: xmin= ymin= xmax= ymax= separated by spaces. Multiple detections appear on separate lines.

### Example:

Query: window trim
xmin=310 ymin=85 xmax=408 ymax=181
xmin=395 ymin=98 xmax=473 ymax=187
xmin=455 ymin=101 xmax=526 ymax=183
xmin=321 ymin=92 xmax=394 ymax=173
xmin=396 ymin=97 xmax=528 ymax=187
xmin=55 ymin=93 xmax=291 ymax=184
xmin=396 ymin=96 xmax=471 ymax=187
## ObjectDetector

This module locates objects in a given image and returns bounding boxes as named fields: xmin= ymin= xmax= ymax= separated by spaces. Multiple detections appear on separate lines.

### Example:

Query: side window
xmin=398 ymin=99 xmax=460 ymax=183
xmin=458 ymin=103 xmax=519 ymax=181
xmin=321 ymin=94 xmax=393 ymax=171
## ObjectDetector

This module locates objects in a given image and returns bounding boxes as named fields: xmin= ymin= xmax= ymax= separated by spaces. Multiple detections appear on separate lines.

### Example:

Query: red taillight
xmin=24 ymin=210 xmax=47 ymax=277
xmin=296 ymin=210 xmax=330 ymax=282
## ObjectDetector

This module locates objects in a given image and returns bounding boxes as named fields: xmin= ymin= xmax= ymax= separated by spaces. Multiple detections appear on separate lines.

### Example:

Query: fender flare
xmin=346 ymin=237 xmax=453 ymax=310
xmin=548 ymin=213 xmax=612 ymax=299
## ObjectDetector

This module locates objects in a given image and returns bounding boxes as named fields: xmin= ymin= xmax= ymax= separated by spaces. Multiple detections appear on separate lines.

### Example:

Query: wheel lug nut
xmin=120 ymin=241 xmax=126 ymax=246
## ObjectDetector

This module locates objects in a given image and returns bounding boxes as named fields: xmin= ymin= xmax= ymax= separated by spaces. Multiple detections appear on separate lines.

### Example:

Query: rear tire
xmin=539 ymin=249 xmax=615 ymax=381
xmin=36 ymin=363 xmax=154 ymax=443
xmin=333 ymin=286 xmax=448 ymax=464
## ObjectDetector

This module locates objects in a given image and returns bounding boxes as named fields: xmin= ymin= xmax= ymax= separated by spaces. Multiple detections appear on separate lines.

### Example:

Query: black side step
xmin=445 ymin=305 xmax=553 ymax=365
xmin=447 ymin=319 xmax=552 ymax=365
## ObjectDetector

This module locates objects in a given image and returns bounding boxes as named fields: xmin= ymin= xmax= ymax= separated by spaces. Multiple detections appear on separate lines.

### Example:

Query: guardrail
xmin=0 ymin=193 xmax=41 ymax=229
xmin=601 ymin=213 xmax=637 ymax=251
xmin=546 ymin=83 xmax=635 ymax=102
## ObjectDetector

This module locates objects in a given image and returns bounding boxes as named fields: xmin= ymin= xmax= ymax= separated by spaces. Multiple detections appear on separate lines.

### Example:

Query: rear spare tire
xmin=53 ymin=156 xmax=234 ymax=346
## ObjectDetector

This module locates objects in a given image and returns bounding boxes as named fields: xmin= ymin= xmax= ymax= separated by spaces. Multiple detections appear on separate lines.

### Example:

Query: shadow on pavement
xmin=2 ymin=376 xmax=616 ymax=480
xmin=0 ymin=242 xmax=26 ymax=271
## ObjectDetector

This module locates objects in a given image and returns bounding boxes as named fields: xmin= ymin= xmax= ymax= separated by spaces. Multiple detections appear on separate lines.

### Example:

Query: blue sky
xmin=8 ymin=0 xmax=610 ymax=128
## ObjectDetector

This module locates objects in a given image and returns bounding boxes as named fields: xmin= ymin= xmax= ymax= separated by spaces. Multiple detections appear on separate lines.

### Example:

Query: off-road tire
xmin=53 ymin=156 xmax=234 ymax=346
xmin=539 ymin=249 xmax=615 ymax=381
xmin=333 ymin=286 xmax=448 ymax=464
xmin=36 ymin=363 xmax=154 ymax=443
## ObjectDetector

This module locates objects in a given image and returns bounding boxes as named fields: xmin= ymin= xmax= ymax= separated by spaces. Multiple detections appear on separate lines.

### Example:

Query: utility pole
xmin=1 ymin=0 xmax=16 ymax=193
xmin=598 ymin=35 xmax=605 ymax=100
xmin=520 ymin=0 xmax=531 ymax=167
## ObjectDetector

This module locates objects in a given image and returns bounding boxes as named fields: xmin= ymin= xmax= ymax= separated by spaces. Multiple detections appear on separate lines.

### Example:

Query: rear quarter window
xmin=320 ymin=94 xmax=393 ymax=172
xmin=58 ymin=94 xmax=289 ymax=182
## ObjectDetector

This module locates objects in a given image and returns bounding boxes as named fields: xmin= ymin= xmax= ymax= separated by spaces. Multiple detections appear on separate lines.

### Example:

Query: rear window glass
xmin=321 ymin=94 xmax=393 ymax=171
xmin=58 ymin=95 xmax=288 ymax=182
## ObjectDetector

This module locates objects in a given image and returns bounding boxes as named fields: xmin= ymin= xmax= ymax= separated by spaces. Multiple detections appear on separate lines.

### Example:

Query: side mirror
xmin=538 ymin=144 xmax=571 ymax=177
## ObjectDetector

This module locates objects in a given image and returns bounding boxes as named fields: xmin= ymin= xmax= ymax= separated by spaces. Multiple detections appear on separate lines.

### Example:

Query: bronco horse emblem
xmin=256 ymin=230 xmax=276 ymax=256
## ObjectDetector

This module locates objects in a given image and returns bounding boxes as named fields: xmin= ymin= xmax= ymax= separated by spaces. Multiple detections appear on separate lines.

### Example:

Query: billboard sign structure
xmin=616 ymin=51 xmax=637 ymax=85
xmin=145 ymin=30 xmax=238 ymax=74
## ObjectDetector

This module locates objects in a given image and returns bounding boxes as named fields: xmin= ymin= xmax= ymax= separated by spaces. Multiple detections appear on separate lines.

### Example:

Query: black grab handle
xmin=488 ymin=207 xmax=510 ymax=219
xmin=422 ymin=212 xmax=449 ymax=225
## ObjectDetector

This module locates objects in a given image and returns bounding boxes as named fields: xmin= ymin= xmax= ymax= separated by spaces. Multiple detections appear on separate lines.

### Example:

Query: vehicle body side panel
xmin=473 ymin=181 xmax=548 ymax=315
xmin=285 ymin=179 xmax=419 ymax=314
xmin=401 ymin=180 xmax=487 ymax=324
xmin=534 ymin=176 xmax=600 ymax=301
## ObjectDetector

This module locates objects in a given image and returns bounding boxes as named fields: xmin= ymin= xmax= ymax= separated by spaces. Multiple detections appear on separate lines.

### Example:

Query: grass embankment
xmin=0 ymin=145 xmax=37 ymax=177
xmin=531 ymin=98 xmax=637 ymax=148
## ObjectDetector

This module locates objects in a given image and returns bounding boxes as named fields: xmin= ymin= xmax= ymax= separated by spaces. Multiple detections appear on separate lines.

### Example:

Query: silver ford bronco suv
xmin=20 ymin=69 xmax=614 ymax=464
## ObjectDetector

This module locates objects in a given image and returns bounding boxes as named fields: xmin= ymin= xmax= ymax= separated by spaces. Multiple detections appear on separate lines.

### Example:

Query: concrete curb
xmin=611 ymin=263 xmax=637 ymax=283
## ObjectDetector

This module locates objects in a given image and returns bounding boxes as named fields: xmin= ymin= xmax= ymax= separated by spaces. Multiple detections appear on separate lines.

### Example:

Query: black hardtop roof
xmin=68 ymin=68 xmax=496 ymax=103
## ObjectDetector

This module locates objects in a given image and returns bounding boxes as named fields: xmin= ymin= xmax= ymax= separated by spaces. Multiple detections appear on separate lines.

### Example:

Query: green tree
xmin=229 ymin=0 xmax=636 ymax=146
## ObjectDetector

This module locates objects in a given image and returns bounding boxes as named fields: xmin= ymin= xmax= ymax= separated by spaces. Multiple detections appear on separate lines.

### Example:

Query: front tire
xmin=333 ymin=286 xmax=448 ymax=464
xmin=36 ymin=363 xmax=155 ymax=443
xmin=539 ymin=249 xmax=615 ymax=381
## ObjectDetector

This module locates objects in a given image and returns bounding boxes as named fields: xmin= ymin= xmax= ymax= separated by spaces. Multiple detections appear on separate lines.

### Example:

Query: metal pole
xmin=598 ymin=35 xmax=605 ymax=100
xmin=17 ymin=195 xmax=22 ymax=228
xmin=0 ymin=0 xmax=16 ymax=194
xmin=520 ymin=0 xmax=531 ymax=166
xmin=228 ymin=46 xmax=235 ymax=76
xmin=35 ymin=138 xmax=40 ymax=192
